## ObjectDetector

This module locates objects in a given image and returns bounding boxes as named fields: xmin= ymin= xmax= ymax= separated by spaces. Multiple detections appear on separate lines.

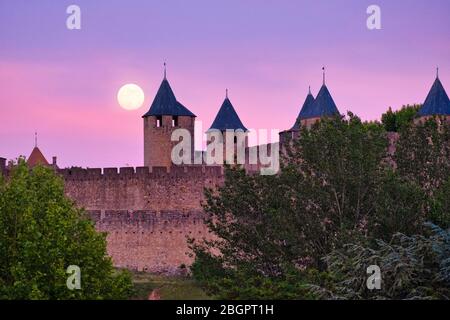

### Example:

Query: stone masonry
xmin=61 ymin=165 xmax=223 ymax=274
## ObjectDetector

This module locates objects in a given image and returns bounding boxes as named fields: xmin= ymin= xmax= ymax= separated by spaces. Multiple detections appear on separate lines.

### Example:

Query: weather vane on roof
xmin=437 ymin=66 xmax=439 ymax=79
xmin=164 ymin=61 xmax=167 ymax=80
xmin=35 ymin=131 xmax=37 ymax=148
xmin=226 ymin=88 xmax=228 ymax=99
xmin=322 ymin=66 xmax=326 ymax=85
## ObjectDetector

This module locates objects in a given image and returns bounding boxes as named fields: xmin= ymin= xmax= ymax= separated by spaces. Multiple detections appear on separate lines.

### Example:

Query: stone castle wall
xmin=60 ymin=165 xmax=223 ymax=274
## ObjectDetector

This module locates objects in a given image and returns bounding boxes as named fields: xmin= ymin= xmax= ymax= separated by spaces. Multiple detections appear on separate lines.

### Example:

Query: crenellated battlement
xmin=87 ymin=209 xmax=205 ymax=229
xmin=62 ymin=164 xmax=224 ymax=213
xmin=58 ymin=165 xmax=224 ymax=181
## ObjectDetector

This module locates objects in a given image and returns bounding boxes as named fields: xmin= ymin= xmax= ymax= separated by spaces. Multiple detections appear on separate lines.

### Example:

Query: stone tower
xmin=143 ymin=73 xmax=196 ymax=168
xmin=279 ymin=73 xmax=340 ymax=145
xmin=207 ymin=92 xmax=248 ymax=165
xmin=302 ymin=81 xmax=340 ymax=127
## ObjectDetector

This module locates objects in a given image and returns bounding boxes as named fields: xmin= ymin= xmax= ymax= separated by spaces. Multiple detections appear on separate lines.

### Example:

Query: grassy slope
xmin=130 ymin=272 xmax=211 ymax=300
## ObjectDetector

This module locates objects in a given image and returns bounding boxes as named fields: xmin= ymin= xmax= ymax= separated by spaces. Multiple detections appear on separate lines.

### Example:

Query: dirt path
xmin=148 ymin=288 xmax=161 ymax=300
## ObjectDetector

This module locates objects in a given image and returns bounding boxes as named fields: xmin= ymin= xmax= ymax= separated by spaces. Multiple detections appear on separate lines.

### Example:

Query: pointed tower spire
xmin=417 ymin=71 xmax=450 ymax=117
xmin=143 ymin=63 xmax=195 ymax=118
xmin=311 ymin=81 xmax=340 ymax=119
xmin=209 ymin=96 xmax=247 ymax=132
xmin=289 ymin=88 xmax=315 ymax=131
xmin=28 ymin=133 xmax=50 ymax=168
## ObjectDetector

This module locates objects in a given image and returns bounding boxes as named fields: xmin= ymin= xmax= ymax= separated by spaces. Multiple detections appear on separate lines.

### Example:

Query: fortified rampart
xmin=5 ymin=69 xmax=446 ymax=275
xmin=60 ymin=165 xmax=224 ymax=274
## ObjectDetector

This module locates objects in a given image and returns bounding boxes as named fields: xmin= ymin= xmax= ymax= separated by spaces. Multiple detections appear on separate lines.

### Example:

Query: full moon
xmin=117 ymin=83 xmax=145 ymax=110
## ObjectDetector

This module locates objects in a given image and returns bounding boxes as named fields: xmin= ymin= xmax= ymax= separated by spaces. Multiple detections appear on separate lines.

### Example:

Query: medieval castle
xmin=1 ymin=70 xmax=449 ymax=274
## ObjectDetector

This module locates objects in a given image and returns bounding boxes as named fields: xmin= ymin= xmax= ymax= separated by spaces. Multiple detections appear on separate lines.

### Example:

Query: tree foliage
xmin=395 ymin=117 xmax=450 ymax=193
xmin=191 ymin=113 xmax=449 ymax=300
xmin=282 ymin=113 xmax=390 ymax=265
xmin=368 ymin=171 xmax=427 ymax=241
xmin=0 ymin=159 xmax=133 ymax=299
xmin=431 ymin=177 xmax=450 ymax=229
xmin=313 ymin=223 xmax=450 ymax=300
xmin=381 ymin=104 xmax=421 ymax=132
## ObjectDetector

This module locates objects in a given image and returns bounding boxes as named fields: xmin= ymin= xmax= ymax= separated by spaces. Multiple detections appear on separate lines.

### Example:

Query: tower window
xmin=156 ymin=116 xmax=162 ymax=127
xmin=172 ymin=116 xmax=179 ymax=127
xmin=234 ymin=136 xmax=238 ymax=144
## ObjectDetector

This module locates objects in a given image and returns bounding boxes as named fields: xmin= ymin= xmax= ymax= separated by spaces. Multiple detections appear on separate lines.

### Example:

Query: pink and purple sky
xmin=1 ymin=0 xmax=449 ymax=168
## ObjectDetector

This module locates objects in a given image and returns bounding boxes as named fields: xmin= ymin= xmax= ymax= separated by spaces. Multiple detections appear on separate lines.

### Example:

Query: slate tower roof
xmin=143 ymin=77 xmax=196 ymax=117
xmin=209 ymin=93 xmax=247 ymax=131
xmin=289 ymin=88 xmax=315 ymax=131
xmin=306 ymin=84 xmax=340 ymax=119
xmin=417 ymin=73 xmax=450 ymax=117
xmin=290 ymin=70 xmax=340 ymax=126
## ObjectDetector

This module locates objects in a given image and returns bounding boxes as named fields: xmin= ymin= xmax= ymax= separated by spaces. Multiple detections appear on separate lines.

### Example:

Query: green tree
xmin=430 ymin=177 xmax=450 ymax=229
xmin=368 ymin=171 xmax=427 ymax=241
xmin=381 ymin=107 xmax=397 ymax=132
xmin=191 ymin=115 xmax=398 ymax=298
xmin=191 ymin=113 xmax=446 ymax=299
xmin=313 ymin=223 xmax=450 ymax=300
xmin=0 ymin=159 xmax=133 ymax=299
xmin=283 ymin=113 xmax=389 ymax=264
xmin=381 ymin=104 xmax=421 ymax=132
xmin=394 ymin=117 xmax=450 ymax=193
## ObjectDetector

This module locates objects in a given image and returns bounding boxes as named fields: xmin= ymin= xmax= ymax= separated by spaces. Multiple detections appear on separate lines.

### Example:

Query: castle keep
xmin=2 ymin=70 xmax=449 ymax=274
xmin=143 ymin=72 xmax=196 ymax=168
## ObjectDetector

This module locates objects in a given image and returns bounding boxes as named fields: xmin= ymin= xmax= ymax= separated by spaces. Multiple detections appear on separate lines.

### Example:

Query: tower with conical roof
xmin=28 ymin=146 xmax=50 ymax=168
xmin=304 ymin=69 xmax=340 ymax=127
xmin=280 ymin=87 xmax=315 ymax=143
xmin=416 ymin=69 xmax=450 ymax=122
xmin=143 ymin=66 xmax=196 ymax=168
xmin=26 ymin=132 xmax=58 ymax=168
xmin=207 ymin=91 xmax=248 ymax=165
xmin=281 ymin=69 xmax=340 ymax=145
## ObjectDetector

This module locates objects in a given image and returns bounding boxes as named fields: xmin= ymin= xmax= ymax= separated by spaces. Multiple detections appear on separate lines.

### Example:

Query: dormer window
xmin=172 ymin=116 xmax=179 ymax=127
xmin=156 ymin=116 xmax=162 ymax=127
